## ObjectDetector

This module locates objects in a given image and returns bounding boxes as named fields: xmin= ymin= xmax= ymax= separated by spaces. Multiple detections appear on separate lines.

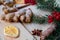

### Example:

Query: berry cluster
xmin=25 ymin=0 xmax=36 ymax=5
xmin=48 ymin=11 xmax=60 ymax=23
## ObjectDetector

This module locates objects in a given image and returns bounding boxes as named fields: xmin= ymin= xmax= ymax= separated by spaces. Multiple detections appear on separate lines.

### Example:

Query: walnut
xmin=13 ymin=16 xmax=19 ymax=22
xmin=5 ymin=13 xmax=15 ymax=22
xmin=0 ymin=14 xmax=5 ymax=20
xmin=25 ymin=8 xmax=33 ymax=17
xmin=25 ymin=14 xmax=31 ymax=23
xmin=3 ymin=7 xmax=8 ymax=14
xmin=19 ymin=15 xmax=25 ymax=22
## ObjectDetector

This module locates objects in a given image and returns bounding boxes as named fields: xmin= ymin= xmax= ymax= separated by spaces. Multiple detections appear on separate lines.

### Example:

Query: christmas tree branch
xmin=32 ymin=15 xmax=48 ymax=24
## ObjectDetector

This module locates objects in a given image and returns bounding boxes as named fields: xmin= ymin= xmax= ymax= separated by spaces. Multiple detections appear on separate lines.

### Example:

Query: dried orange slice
xmin=4 ymin=25 xmax=19 ymax=38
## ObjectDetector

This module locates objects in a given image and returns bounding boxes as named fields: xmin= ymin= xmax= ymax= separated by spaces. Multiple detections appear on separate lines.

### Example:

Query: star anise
xmin=32 ymin=29 xmax=42 ymax=36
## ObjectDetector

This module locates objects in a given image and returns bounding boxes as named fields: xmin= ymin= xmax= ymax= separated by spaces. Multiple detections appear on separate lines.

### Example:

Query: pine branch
xmin=32 ymin=15 xmax=48 ymax=24
xmin=36 ymin=0 xmax=58 ymax=11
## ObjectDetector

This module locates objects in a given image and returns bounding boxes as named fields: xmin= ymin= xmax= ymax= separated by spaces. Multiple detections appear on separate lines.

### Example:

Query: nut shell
xmin=25 ymin=8 xmax=33 ymax=17
xmin=5 ymin=13 xmax=15 ymax=22
xmin=25 ymin=15 xmax=31 ymax=23
xmin=13 ymin=16 xmax=18 ymax=22
xmin=3 ymin=7 xmax=8 ymax=14
xmin=19 ymin=15 xmax=25 ymax=22
xmin=8 ymin=8 xmax=17 ymax=13
xmin=0 ymin=14 xmax=5 ymax=20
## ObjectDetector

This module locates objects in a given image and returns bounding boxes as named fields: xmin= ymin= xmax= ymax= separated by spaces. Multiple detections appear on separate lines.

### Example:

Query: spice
xmin=32 ymin=29 xmax=42 ymax=36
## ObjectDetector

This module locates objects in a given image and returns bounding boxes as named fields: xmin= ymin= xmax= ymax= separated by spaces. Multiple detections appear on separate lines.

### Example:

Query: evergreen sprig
xmin=36 ymin=0 xmax=58 ymax=11
xmin=32 ymin=15 xmax=48 ymax=24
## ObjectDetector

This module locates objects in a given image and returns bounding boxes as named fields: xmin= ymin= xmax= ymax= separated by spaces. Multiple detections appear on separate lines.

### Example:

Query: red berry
xmin=56 ymin=12 xmax=60 ymax=15
xmin=48 ymin=15 xmax=53 ymax=19
xmin=53 ymin=14 xmax=57 ymax=18
xmin=59 ymin=14 xmax=60 ymax=17
xmin=25 ymin=0 xmax=36 ymax=5
xmin=59 ymin=15 xmax=60 ymax=20
xmin=48 ymin=19 xmax=53 ymax=23
xmin=53 ymin=12 xmax=59 ymax=18
xmin=52 ymin=11 xmax=59 ymax=17
xmin=52 ymin=11 xmax=57 ymax=14
xmin=55 ymin=16 xmax=60 ymax=20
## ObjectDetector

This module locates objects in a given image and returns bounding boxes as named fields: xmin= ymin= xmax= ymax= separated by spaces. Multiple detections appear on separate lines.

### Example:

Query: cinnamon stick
xmin=8 ymin=4 xmax=30 ymax=13
xmin=17 ymin=3 xmax=31 ymax=9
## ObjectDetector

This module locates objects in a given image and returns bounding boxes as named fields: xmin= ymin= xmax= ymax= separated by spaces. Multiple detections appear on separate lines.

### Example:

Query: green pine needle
xmin=36 ymin=0 xmax=58 ymax=11
xmin=32 ymin=15 xmax=48 ymax=24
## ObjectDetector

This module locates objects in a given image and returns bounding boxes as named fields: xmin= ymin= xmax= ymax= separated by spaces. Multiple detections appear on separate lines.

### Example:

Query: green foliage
xmin=55 ymin=7 xmax=60 ymax=12
xmin=32 ymin=15 xmax=48 ymax=24
xmin=55 ymin=21 xmax=60 ymax=27
xmin=36 ymin=0 xmax=58 ymax=11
